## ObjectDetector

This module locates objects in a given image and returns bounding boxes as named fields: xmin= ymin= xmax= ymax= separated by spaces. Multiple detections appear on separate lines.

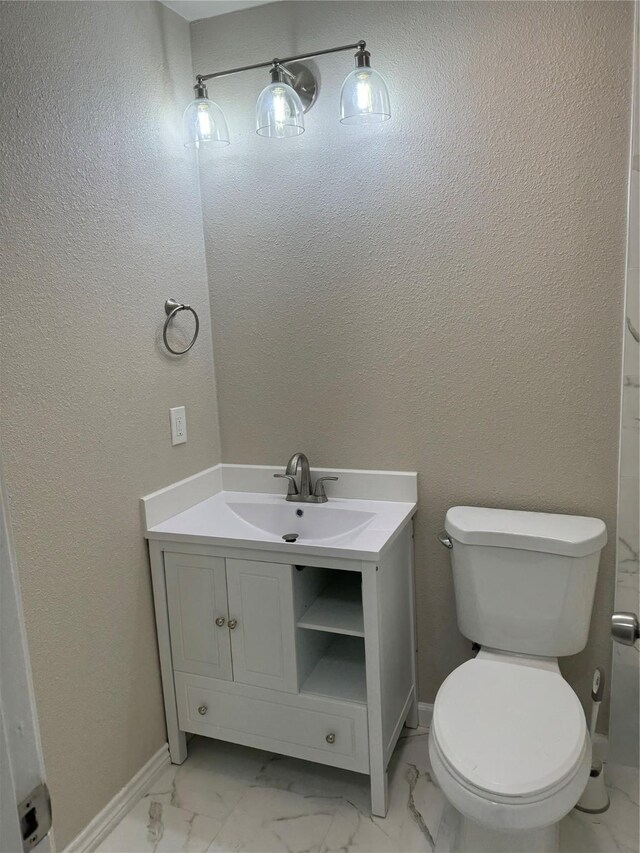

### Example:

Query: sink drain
xmin=282 ymin=533 xmax=299 ymax=543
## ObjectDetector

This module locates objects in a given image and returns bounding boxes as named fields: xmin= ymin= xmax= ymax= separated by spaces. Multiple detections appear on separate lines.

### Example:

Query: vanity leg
xmin=362 ymin=568 xmax=390 ymax=817
xmin=148 ymin=540 xmax=188 ymax=765
xmin=370 ymin=769 xmax=389 ymax=818
xmin=406 ymin=522 xmax=419 ymax=730
xmin=169 ymin=729 xmax=188 ymax=765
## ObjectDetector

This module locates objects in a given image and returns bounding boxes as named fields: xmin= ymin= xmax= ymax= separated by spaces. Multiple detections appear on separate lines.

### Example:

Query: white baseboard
xmin=418 ymin=701 xmax=433 ymax=728
xmin=64 ymin=744 xmax=170 ymax=853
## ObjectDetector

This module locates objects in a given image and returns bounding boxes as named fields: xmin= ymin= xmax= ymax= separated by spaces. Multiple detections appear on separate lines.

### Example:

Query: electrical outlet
xmin=170 ymin=406 xmax=187 ymax=445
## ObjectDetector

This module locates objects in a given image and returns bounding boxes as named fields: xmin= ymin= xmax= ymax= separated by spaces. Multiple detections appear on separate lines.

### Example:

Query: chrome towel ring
xmin=163 ymin=298 xmax=200 ymax=355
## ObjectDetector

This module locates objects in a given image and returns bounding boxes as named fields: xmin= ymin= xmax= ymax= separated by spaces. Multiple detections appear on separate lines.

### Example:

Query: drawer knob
xmin=228 ymin=619 xmax=238 ymax=630
xmin=215 ymin=616 xmax=226 ymax=627
xmin=197 ymin=705 xmax=208 ymax=716
xmin=326 ymin=732 xmax=336 ymax=744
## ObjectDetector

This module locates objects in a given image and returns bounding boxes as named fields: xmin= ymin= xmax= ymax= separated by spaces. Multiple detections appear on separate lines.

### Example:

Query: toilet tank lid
xmin=445 ymin=506 xmax=607 ymax=557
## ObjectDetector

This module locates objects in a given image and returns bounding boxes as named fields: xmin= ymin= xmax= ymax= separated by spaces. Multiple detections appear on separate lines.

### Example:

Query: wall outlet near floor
xmin=170 ymin=406 xmax=187 ymax=445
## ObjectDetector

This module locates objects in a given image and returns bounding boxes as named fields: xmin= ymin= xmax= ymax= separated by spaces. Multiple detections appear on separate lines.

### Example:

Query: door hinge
xmin=18 ymin=782 xmax=52 ymax=852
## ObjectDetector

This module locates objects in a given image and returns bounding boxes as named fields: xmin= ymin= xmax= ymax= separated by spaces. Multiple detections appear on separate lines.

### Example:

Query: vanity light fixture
xmin=184 ymin=40 xmax=390 ymax=148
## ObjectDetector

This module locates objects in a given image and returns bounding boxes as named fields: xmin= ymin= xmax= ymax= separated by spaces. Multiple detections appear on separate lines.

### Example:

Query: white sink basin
xmin=227 ymin=501 xmax=375 ymax=542
xmin=146 ymin=487 xmax=417 ymax=560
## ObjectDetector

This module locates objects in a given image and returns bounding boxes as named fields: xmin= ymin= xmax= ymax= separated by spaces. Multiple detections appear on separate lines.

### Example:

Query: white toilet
xmin=429 ymin=506 xmax=607 ymax=853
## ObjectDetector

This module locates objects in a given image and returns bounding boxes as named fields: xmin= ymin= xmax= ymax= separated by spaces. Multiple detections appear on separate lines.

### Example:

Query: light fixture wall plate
xmin=282 ymin=61 xmax=318 ymax=113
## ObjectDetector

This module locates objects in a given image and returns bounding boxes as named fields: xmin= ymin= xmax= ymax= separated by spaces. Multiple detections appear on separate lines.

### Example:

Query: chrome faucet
xmin=274 ymin=452 xmax=338 ymax=503
xmin=286 ymin=452 xmax=312 ymax=498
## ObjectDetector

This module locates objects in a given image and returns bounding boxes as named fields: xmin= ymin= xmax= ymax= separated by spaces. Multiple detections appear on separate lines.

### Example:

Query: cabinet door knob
xmin=228 ymin=619 xmax=238 ymax=630
xmin=325 ymin=732 xmax=336 ymax=744
xmin=215 ymin=616 xmax=226 ymax=627
xmin=197 ymin=705 xmax=208 ymax=716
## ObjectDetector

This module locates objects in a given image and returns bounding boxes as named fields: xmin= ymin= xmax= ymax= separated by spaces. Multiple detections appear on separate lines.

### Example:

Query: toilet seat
xmin=432 ymin=657 xmax=587 ymax=801
xmin=429 ymin=727 xmax=590 ymax=832
xmin=430 ymin=728 xmax=589 ymax=807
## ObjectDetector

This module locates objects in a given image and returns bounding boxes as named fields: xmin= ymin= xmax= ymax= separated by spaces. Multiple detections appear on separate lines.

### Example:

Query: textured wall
xmin=0 ymin=1 xmax=221 ymax=846
xmin=191 ymin=1 xmax=633 ymax=723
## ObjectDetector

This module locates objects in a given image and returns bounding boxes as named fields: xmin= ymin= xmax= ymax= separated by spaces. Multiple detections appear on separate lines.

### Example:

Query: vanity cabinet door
xmin=226 ymin=560 xmax=298 ymax=693
xmin=165 ymin=553 xmax=232 ymax=681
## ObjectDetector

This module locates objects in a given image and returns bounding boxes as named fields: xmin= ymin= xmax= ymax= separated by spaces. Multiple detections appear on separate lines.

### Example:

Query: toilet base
xmin=454 ymin=815 xmax=559 ymax=853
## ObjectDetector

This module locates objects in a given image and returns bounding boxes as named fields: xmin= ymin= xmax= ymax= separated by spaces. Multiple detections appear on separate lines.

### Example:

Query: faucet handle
xmin=313 ymin=476 xmax=338 ymax=499
xmin=274 ymin=473 xmax=299 ymax=496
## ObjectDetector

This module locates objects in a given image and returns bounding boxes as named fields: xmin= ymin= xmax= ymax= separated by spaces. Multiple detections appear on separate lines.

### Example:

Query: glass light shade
xmin=340 ymin=67 xmax=391 ymax=125
xmin=183 ymin=97 xmax=230 ymax=148
xmin=256 ymin=82 xmax=305 ymax=138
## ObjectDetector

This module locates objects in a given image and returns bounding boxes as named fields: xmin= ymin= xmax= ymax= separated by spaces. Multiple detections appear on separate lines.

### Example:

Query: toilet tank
xmin=444 ymin=507 xmax=607 ymax=657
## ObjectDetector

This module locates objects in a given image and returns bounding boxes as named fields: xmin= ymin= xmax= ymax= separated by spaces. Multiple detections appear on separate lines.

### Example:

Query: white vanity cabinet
xmin=146 ymin=482 xmax=418 ymax=817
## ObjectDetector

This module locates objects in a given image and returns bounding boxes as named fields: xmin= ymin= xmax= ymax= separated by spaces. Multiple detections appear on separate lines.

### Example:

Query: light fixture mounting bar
xmin=197 ymin=40 xmax=366 ymax=84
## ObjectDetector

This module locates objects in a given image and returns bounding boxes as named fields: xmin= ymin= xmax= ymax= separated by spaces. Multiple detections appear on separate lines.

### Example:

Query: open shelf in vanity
xmin=300 ymin=634 xmax=367 ymax=704
xmin=294 ymin=566 xmax=366 ymax=704
xmin=297 ymin=569 xmax=364 ymax=637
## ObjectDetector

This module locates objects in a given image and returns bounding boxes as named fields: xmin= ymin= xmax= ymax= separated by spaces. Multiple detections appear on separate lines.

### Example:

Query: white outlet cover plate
xmin=170 ymin=406 xmax=187 ymax=445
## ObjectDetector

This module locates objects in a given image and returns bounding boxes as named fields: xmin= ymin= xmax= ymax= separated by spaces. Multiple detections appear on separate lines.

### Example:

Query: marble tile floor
xmin=96 ymin=728 xmax=639 ymax=853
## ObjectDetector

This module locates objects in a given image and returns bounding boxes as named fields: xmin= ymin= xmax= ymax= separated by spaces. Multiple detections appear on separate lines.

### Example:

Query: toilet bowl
xmin=429 ymin=651 xmax=591 ymax=851
xmin=429 ymin=506 xmax=606 ymax=853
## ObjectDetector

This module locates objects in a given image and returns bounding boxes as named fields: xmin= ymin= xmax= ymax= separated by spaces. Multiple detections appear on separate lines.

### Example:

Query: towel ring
xmin=163 ymin=298 xmax=200 ymax=355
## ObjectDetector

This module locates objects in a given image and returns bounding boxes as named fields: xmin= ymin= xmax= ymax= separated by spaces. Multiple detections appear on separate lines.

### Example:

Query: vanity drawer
xmin=174 ymin=671 xmax=369 ymax=773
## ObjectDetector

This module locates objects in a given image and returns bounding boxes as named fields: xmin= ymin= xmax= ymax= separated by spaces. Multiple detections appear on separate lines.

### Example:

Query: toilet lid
xmin=432 ymin=658 xmax=586 ymax=798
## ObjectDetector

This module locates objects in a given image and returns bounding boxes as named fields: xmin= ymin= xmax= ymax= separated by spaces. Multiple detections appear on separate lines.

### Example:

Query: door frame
xmin=0 ymin=463 xmax=53 ymax=852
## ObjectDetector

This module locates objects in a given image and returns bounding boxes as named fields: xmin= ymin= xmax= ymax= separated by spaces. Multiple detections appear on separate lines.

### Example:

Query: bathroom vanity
xmin=142 ymin=464 xmax=418 ymax=816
